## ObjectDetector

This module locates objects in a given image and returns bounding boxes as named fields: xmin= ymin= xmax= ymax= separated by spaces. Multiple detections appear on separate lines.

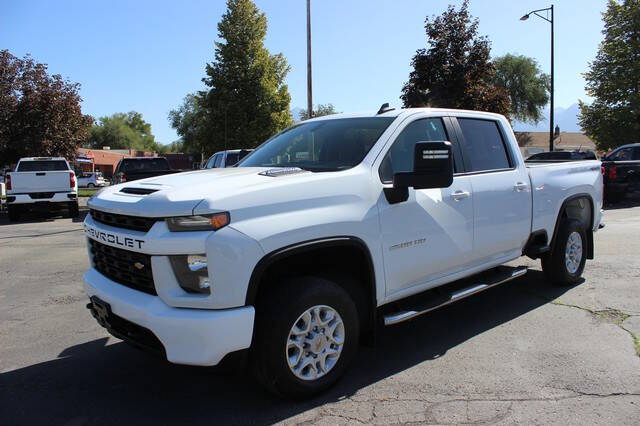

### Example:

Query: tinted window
xmin=379 ymin=118 xmax=449 ymax=183
xmin=225 ymin=153 xmax=240 ymax=166
xmin=239 ymin=117 xmax=395 ymax=171
xmin=17 ymin=160 xmax=68 ymax=171
xmin=214 ymin=154 xmax=223 ymax=168
xmin=121 ymin=158 xmax=169 ymax=172
xmin=608 ymin=148 xmax=633 ymax=161
xmin=458 ymin=119 xmax=510 ymax=171
xmin=633 ymin=147 xmax=640 ymax=160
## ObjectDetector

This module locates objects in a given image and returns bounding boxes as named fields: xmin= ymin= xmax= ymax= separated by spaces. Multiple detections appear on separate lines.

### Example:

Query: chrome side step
xmin=383 ymin=266 xmax=528 ymax=326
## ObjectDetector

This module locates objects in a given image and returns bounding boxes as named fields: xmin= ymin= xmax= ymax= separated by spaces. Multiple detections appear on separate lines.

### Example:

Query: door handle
xmin=514 ymin=182 xmax=529 ymax=192
xmin=451 ymin=190 xmax=470 ymax=201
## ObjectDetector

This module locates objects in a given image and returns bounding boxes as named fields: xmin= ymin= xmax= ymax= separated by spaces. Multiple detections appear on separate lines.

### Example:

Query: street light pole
xmin=306 ymin=0 xmax=313 ymax=119
xmin=521 ymin=5 xmax=555 ymax=151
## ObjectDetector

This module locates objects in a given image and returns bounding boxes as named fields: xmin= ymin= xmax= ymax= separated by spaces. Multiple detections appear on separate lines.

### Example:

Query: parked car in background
xmin=601 ymin=143 xmax=640 ymax=202
xmin=526 ymin=150 xmax=598 ymax=161
xmin=78 ymin=171 xmax=107 ymax=188
xmin=204 ymin=149 xmax=254 ymax=169
xmin=111 ymin=157 xmax=184 ymax=185
xmin=5 ymin=157 xmax=78 ymax=221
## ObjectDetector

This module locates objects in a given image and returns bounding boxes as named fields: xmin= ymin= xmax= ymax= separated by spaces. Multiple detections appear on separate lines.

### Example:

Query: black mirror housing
xmin=392 ymin=141 xmax=454 ymax=190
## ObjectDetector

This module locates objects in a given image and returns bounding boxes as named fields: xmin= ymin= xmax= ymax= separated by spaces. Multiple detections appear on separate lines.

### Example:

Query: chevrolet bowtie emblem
xmin=134 ymin=262 xmax=145 ymax=270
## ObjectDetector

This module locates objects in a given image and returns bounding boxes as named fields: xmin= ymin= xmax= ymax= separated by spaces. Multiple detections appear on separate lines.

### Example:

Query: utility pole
xmin=306 ymin=0 xmax=313 ymax=118
xmin=549 ymin=4 xmax=554 ymax=152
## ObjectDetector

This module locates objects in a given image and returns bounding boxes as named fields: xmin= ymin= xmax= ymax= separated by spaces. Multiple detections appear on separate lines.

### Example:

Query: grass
xmin=78 ymin=188 xmax=100 ymax=197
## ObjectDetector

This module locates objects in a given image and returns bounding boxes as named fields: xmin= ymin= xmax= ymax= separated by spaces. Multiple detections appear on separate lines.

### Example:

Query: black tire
xmin=542 ymin=219 xmax=587 ymax=286
xmin=87 ymin=183 xmax=95 ymax=188
xmin=7 ymin=205 xmax=21 ymax=222
xmin=69 ymin=202 xmax=80 ymax=218
xmin=251 ymin=276 xmax=360 ymax=398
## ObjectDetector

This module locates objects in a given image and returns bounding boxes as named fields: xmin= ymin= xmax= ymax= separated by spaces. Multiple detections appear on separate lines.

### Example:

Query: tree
xmin=493 ymin=54 xmax=549 ymax=124
xmin=201 ymin=0 xmax=292 ymax=152
xmin=579 ymin=0 xmax=640 ymax=150
xmin=299 ymin=103 xmax=339 ymax=121
xmin=168 ymin=93 xmax=209 ymax=155
xmin=0 ymin=50 xmax=93 ymax=165
xmin=400 ymin=0 xmax=510 ymax=116
xmin=87 ymin=111 xmax=163 ymax=152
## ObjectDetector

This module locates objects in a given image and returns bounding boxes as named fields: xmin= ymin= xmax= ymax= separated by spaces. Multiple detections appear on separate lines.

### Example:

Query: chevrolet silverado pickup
xmin=5 ymin=157 xmax=79 ymax=221
xmin=83 ymin=107 xmax=603 ymax=397
xmin=111 ymin=157 xmax=183 ymax=185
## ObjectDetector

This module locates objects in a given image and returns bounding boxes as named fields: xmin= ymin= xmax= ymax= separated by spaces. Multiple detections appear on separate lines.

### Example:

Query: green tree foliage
xmin=299 ymin=104 xmax=339 ymax=121
xmin=579 ymin=0 xmax=640 ymax=150
xmin=0 ymin=50 xmax=93 ymax=164
xmin=493 ymin=54 xmax=549 ymax=124
xmin=87 ymin=111 xmax=165 ymax=152
xmin=401 ymin=0 xmax=510 ymax=116
xmin=168 ymin=93 xmax=208 ymax=155
xmin=200 ymin=0 xmax=292 ymax=152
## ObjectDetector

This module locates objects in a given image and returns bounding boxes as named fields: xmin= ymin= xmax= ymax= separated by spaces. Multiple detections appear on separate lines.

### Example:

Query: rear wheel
xmin=251 ymin=276 xmax=360 ymax=398
xmin=7 ymin=205 xmax=21 ymax=222
xmin=87 ymin=183 xmax=95 ymax=188
xmin=69 ymin=202 xmax=79 ymax=218
xmin=542 ymin=219 xmax=587 ymax=286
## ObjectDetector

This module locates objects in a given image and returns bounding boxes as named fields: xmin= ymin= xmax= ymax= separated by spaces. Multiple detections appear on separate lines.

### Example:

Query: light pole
xmin=521 ymin=5 xmax=554 ymax=152
xmin=306 ymin=0 xmax=313 ymax=118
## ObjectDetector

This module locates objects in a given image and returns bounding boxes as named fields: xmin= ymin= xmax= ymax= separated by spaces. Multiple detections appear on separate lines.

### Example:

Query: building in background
xmin=515 ymin=131 xmax=597 ymax=158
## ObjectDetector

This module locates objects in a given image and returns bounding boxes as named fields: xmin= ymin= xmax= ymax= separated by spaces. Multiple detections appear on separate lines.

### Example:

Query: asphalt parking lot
xmin=1 ymin=198 xmax=639 ymax=425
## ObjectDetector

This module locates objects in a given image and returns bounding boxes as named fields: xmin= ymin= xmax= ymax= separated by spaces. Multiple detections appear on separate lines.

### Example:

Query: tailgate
xmin=9 ymin=171 xmax=72 ymax=193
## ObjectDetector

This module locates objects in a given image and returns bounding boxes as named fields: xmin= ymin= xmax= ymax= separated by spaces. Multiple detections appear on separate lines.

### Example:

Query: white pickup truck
xmin=6 ymin=157 xmax=79 ymax=221
xmin=83 ymin=107 xmax=603 ymax=397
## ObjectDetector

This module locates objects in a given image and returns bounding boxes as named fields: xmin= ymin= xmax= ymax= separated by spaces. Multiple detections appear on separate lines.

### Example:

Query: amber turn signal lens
xmin=209 ymin=212 xmax=230 ymax=230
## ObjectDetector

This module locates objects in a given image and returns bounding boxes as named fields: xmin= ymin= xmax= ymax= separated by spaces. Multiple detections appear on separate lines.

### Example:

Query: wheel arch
xmin=550 ymin=193 xmax=595 ymax=259
xmin=246 ymin=236 xmax=378 ymax=344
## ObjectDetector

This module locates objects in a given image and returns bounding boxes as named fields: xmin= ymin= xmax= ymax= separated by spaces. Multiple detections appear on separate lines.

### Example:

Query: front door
xmin=377 ymin=116 xmax=474 ymax=297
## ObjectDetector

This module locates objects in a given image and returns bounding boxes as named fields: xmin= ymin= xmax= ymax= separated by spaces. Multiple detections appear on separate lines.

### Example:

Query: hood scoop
xmin=120 ymin=187 xmax=159 ymax=195
xmin=258 ymin=167 xmax=308 ymax=177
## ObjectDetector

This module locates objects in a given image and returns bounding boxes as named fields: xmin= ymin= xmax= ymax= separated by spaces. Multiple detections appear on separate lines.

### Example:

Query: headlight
xmin=166 ymin=212 xmax=230 ymax=232
xmin=169 ymin=254 xmax=210 ymax=294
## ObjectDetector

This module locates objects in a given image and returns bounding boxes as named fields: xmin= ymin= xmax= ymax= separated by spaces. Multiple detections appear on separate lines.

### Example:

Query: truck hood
xmin=88 ymin=167 xmax=319 ymax=217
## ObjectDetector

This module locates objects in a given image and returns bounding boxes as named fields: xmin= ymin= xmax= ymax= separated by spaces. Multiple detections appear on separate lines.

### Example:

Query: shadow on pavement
xmin=0 ymin=207 xmax=88 ymax=226
xmin=0 ymin=270 xmax=573 ymax=425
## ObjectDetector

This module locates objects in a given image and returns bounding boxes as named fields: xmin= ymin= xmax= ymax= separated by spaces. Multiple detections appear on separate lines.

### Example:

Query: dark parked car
xmin=601 ymin=143 xmax=640 ymax=202
xmin=526 ymin=150 xmax=598 ymax=161
xmin=203 ymin=149 xmax=254 ymax=169
xmin=112 ymin=157 xmax=184 ymax=185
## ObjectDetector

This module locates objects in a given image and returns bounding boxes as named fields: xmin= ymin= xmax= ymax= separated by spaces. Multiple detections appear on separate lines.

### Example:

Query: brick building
xmin=75 ymin=148 xmax=197 ymax=178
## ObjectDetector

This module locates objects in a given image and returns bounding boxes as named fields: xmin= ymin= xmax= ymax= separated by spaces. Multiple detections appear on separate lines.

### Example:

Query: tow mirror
xmin=384 ymin=141 xmax=454 ymax=204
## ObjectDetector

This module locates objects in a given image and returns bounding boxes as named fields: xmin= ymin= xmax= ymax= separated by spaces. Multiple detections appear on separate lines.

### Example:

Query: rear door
xmin=452 ymin=117 xmax=531 ymax=264
xmin=377 ymin=115 xmax=475 ymax=297
xmin=11 ymin=160 xmax=72 ymax=193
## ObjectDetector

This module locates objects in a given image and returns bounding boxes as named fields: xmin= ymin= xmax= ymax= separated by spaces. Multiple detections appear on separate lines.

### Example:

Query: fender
xmin=549 ymin=193 xmax=595 ymax=259
xmin=245 ymin=236 xmax=377 ymax=308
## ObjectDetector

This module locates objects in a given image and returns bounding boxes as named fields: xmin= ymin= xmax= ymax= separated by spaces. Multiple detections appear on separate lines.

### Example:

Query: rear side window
xmin=17 ymin=160 xmax=68 ymax=171
xmin=633 ymin=148 xmax=640 ymax=160
xmin=458 ymin=119 xmax=510 ymax=172
xmin=214 ymin=154 xmax=223 ymax=168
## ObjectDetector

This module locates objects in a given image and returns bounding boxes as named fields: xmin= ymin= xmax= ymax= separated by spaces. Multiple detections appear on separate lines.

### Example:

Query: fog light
xmin=169 ymin=254 xmax=211 ymax=294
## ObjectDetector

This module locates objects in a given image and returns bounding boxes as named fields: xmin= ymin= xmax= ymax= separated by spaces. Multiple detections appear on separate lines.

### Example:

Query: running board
xmin=383 ymin=266 xmax=528 ymax=326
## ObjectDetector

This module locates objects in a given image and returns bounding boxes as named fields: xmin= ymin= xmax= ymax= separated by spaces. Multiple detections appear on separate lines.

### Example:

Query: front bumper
xmin=84 ymin=268 xmax=255 ymax=366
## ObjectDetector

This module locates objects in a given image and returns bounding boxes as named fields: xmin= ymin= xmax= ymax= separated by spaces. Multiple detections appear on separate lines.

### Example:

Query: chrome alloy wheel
xmin=286 ymin=305 xmax=345 ymax=381
xmin=565 ymin=231 xmax=583 ymax=274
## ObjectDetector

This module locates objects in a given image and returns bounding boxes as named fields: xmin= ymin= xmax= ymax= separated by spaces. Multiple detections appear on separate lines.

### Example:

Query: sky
xmin=1 ymin=0 xmax=609 ymax=144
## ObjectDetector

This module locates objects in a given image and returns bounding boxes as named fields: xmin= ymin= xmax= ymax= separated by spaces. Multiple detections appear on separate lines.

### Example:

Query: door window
xmin=609 ymin=148 xmax=633 ymax=161
xmin=214 ymin=154 xmax=223 ymax=168
xmin=458 ymin=118 xmax=511 ymax=172
xmin=379 ymin=118 xmax=451 ymax=183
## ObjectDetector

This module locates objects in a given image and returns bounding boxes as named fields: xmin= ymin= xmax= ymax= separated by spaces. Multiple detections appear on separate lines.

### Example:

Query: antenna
xmin=377 ymin=103 xmax=395 ymax=115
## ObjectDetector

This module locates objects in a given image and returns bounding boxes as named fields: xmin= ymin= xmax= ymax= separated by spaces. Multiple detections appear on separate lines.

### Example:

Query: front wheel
xmin=251 ymin=277 xmax=360 ymax=398
xmin=542 ymin=218 xmax=587 ymax=286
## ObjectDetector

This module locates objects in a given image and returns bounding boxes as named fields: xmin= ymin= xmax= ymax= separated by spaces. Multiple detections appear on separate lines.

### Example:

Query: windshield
xmin=239 ymin=117 xmax=395 ymax=171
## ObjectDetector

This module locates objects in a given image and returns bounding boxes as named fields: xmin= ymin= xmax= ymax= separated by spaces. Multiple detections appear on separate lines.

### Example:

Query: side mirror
xmin=384 ymin=141 xmax=454 ymax=204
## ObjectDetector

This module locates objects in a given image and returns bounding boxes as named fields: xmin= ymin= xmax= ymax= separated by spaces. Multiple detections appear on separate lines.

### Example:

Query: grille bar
xmin=90 ymin=209 xmax=159 ymax=232
xmin=90 ymin=239 xmax=156 ymax=295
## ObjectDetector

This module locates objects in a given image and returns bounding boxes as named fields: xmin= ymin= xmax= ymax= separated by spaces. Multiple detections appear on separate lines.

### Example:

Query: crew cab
xmin=5 ymin=157 xmax=78 ymax=221
xmin=600 ymin=143 xmax=640 ymax=202
xmin=111 ymin=157 xmax=182 ymax=185
xmin=83 ymin=107 xmax=603 ymax=397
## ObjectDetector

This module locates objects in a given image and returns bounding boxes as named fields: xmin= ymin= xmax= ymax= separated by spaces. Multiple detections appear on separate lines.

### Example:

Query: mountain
xmin=291 ymin=107 xmax=304 ymax=122
xmin=512 ymin=103 xmax=582 ymax=133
